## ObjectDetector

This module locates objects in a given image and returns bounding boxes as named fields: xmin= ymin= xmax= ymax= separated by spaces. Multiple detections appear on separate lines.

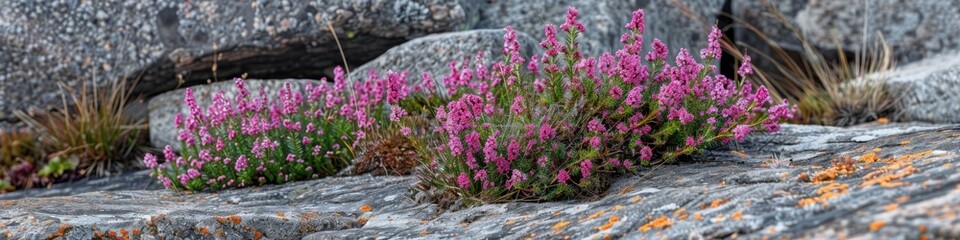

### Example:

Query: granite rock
xmin=883 ymin=51 xmax=960 ymax=123
xmin=349 ymin=29 xmax=538 ymax=92
xmin=2 ymin=123 xmax=959 ymax=239
xmin=148 ymin=79 xmax=324 ymax=151
xmin=0 ymin=0 xmax=465 ymax=122
xmin=732 ymin=0 xmax=960 ymax=65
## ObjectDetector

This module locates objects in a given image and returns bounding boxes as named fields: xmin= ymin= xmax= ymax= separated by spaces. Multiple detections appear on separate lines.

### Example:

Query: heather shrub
xmin=145 ymin=67 xmax=428 ymax=191
xmin=416 ymin=7 xmax=796 ymax=203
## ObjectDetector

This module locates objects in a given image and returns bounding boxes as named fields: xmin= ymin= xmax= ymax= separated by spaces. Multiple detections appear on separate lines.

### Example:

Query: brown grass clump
xmin=352 ymin=129 xmax=419 ymax=176
xmin=15 ymin=77 xmax=148 ymax=177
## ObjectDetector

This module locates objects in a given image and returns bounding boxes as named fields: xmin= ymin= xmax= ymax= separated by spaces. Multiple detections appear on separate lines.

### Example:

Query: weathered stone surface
xmin=464 ymin=0 xmax=647 ymax=56
xmin=3 ymin=123 xmax=959 ymax=239
xmin=883 ymin=51 xmax=960 ymax=123
xmin=349 ymin=29 xmax=538 ymax=91
xmin=0 ymin=0 xmax=465 ymax=122
xmin=645 ymin=0 xmax=725 ymax=61
xmin=148 ymin=79 xmax=323 ymax=150
xmin=733 ymin=0 xmax=960 ymax=64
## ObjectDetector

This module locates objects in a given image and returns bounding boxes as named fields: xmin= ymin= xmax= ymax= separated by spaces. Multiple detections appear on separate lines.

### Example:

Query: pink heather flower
xmin=626 ymin=9 xmax=645 ymax=33
xmin=668 ymin=107 xmax=695 ymax=124
xmin=557 ymin=169 xmax=570 ymax=185
xmin=386 ymin=71 xmax=408 ymax=104
xmin=754 ymin=85 xmax=770 ymax=105
xmin=179 ymin=174 xmax=190 ymax=185
xmin=646 ymin=38 xmax=669 ymax=61
xmin=174 ymin=113 xmax=183 ymax=129
xmin=389 ymin=106 xmax=408 ymax=122
xmin=685 ymin=136 xmax=698 ymax=147
xmin=541 ymin=24 xmax=561 ymax=57
xmin=178 ymin=129 xmax=195 ymax=146
xmin=511 ymin=95 xmax=525 ymax=115
xmin=738 ymin=54 xmax=754 ymax=77
xmin=286 ymin=153 xmax=296 ymax=162
xmin=608 ymin=158 xmax=621 ymax=167
xmin=560 ymin=6 xmax=585 ymax=33
xmin=640 ymin=146 xmax=653 ymax=161
xmin=768 ymin=100 xmax=796 ymax=121
xmin=163 ymin=145 xmax=177 ymax=162
xmin=505 ymin=169 xmax=528 ymax=190
xmin=507 ymin=138 xmax=521 ymax=162
xmin=483 ymin=133 xmax=499 ymax=163
xmin=235 ymin=155 xmax=248 ymax=172
xmin=400 ymin=127 xmax=412 ymax=136
xmin=473 ymin=170 xmax=490 ymax=189
xmin=448 ymin=136 xmax=464 ymax=156
xmin=625 ymin=85 xmax=644 ymax=107
xmin=161 ymin=177 xmax=172 ymax=188
xmin=539 ymin=124 xmax=555 ymax=142
xmin=184 ymin=88 xmax=203 ymax=122
xmin=580 ymin=160 xmax=593 ymax=182
xmin=701 ymin=25 xmax=723 ymax=60
xmin=302 ymin=136 xmax=311 ymax=145
xmin=143 ymin=153 xmax=158 ymax=169
xmin=503 ymin=26 xmax=524 ymax=66
xmin=527 ymin=54 xmax=540 ymax=75
xmin=763 ymin=119 xmax=781 ymax=133
xmin=733 ymin=124 xmax=751 ymax=141
xmin=536 ymin=156 xmax=549 ymax=168
xmin=587 ymin=119 xmax=606 ymax=133
xmin=216 ymin=138 xmax=225 ymax=151
xmin=187 ymin=168 xmax=200 ymax=179
xmin=457 ymin=172 xmax=470 ymax=189
xmin=588 ymin=136 xmax=602 ymax=149
xmin=609 ymin=86 xmax=623 ymax=100
xmin=465 ymin=131 xmax=482 ymax=153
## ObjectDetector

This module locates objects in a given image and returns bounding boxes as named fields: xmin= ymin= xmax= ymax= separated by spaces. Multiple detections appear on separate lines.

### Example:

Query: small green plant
xmin=145 ymin=68 xmax=431 ymax=191
xmin=416 ymin=7 xmax=796 ymax=204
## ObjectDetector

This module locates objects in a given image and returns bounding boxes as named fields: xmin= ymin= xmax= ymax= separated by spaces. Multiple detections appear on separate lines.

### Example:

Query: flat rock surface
xmin=2 ymin=123 xmax=960 ymax=239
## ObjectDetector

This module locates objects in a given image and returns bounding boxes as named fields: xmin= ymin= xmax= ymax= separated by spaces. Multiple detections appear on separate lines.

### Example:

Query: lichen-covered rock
xmin=463 ymin=0 xmax=646 ymax=56
xmin=348 ymin=29 xmax=538 ymax=91
xmin=732 ymin=0 xmax=960 ymax=65
xmin=148 ymin=79 xmax=323 ymax=150
xmin=2 ymin=123 xmax=959 ymax=239
xmin=0 ymin=0 xmax=465 ymax=122
xmin=884 ymin=51 xmax=960 ymax=123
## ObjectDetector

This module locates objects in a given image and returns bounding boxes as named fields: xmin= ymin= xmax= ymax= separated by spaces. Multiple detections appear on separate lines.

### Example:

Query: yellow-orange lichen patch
xmin=228 ymin=215 xmax=242 ymax=224
xmin=693 ymin=213 xmax=703 ymax=221
xmin=586 ymin=210 xmax=606 ymax=221
xmin=876 ymin=118 xmax=889 ymax=124
xmin=47 ymin=224 xmax=72 ymax=239
xmin=552 ymin=221 xmax=571 ymax=231
xmin=798 ymin=183 xmax=849 ymax=207
xmin=703 ymin=198 xmax=729 ymax=209
xmin=731 ymin=150 xmax=749 ymax=158
xmin=197 ymin=226 xmax=211 ymax=236
xmin=359 ymin=204 xmax=373 ymax=212
xmin=611 ymin=205 xmax=625 ymax=211
xmin=859 ymin=152 xmax=881 ymax=163
xmin=638 ymin=216 xmax=673 ymax=232
xmin=884 ymin=204 xmax=898 ymax=212
xmin=869 ymin=220 xmax=885 ymax=231
xmin=900 ymin=141 xmax=911 ymax=146
xmin=731 ymin=211 xmax=744 ymax=221
xmin=597 ymin=216 xmax=620 ymax=231
xmin=672 ymin=208 xmax=687 ymax=220
xmin=862 ymin=166 xmax=919 ymax=188
xmin=629 ymin=196 xmax=642 ymax=203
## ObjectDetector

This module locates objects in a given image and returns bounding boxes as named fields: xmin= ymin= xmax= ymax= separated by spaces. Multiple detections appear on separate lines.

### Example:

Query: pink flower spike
xmin=557 ymin=169 xmax=570 ymax=185
xmin=626 ymin=9 xmax=645 ymax=34
xmin=738 ymin=54 xmax=754 ymax=77
xmin=456 ymin=172 xmax=471 ymax=189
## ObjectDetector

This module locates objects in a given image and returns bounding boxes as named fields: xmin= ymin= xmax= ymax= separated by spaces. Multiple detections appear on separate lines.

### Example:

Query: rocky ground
xmin=2 ymin=123 xmax=958 ymax=239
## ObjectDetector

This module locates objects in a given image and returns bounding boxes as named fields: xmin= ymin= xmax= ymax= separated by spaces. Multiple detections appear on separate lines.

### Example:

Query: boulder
xmin=148 ymin=79 xmax=322 ymax=151
xmin=732 ymin=0 xmax=960 ymax=65
xmin=2 ymin=123 xmax=959 ymax=239
xmin=644 ymin=0 xmax=726 ymax=61
xmin=348 ymin=29 xmax=539 ymax=91
xmin=464 ymin=0 xmax=647 ymax=56
xmin=884 ymin=51 xmax=960 ymax=123
xmin=0 ymin=0 xmax=465 ymax=122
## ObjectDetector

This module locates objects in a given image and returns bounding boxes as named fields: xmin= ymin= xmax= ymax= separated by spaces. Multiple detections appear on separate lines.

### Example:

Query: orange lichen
xmin=131 ymin=229 xmax=141 ymax=235
xmin=419 ymin=231 xmax=429 ymax=235
xmin=358 ymin=217 xmax=369 ymax=225
xmin=859 ymin=152 xmax=881 ymax=163
xmin=731 ymin=150 xmax=749 ymax=158
xmin=228 ymin=215 xmax=242 ymax=224
xmin=253 ymin=230 xmax=263 ymax=240
xmin=586 ymin=210 xmax=606 ymax=220
xmin=703 ymin=198 xmax=729 ymax=209
xmin=597 ymin=216 xmax=620 ymax=231
xmin=276 ymin=212 xmax=285 ymax=218
xmin=899 ymin=141 xmax=911 ymax=146
xmin=876 ymin=118 xmax=889 ymax=124
xmin=919 ymin=225 xmax=928 ymax=240
xmin=197 ymin=227 xmax=211 ymax=236
xmin=862 ymin=166 xmax=919 ymax=188
xmin=798 ymin=183 xmax=849 ymax=207
xmin=638 ymin=215 xmax=672 ymax=232
xmin=797 ymin=172 xmax=810 ymax=182
xmin=693 ymin=213 xmax=703 ymax=221
xmin=505 ymin=220 xmax=516 ymax=225
xmin=629 ymin=196 xmax=642 ymax=203
xmin=611 ymin=205 xmax=625 ymax=211
xmin=672 ymin=208 xmax=686 ymax=218
xmin=359 ymin=204 xmax=373 ymax=212
xmin=883 ymin=204 xmax=898 ymax=212
xmin=552 ymin=221 xmax=571 ymax=231
xmin=869 ymin=220 xmax=885 ymax=231
xmin=731 ymin=211 xmax=744 ymax=221
xmin=47 ymin=224 xmax=72 ymax=239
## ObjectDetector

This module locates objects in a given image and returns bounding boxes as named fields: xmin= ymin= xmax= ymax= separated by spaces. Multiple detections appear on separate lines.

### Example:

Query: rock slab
xmin=2 ymin=123 xmax=960 ymax=239
xmin=884 ymin=51 xmax=960 ymax=123
xmin=0 ymin=0 xmax=465 ymax=122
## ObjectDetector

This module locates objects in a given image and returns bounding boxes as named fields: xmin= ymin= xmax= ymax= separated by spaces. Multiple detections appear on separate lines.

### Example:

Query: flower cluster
xmin=419 ymin=7 xmax=796 ymax=203
xmin=145 ymin=67 xmax=429 ymax=191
